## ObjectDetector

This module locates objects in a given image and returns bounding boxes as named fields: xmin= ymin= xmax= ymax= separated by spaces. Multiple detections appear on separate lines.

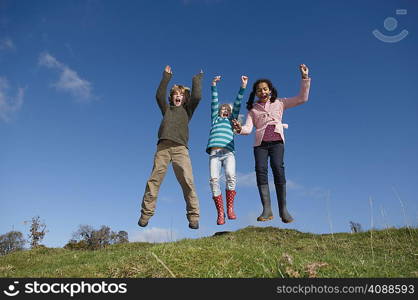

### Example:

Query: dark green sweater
xmin=155 ymin=71 xmax=203 ymax=148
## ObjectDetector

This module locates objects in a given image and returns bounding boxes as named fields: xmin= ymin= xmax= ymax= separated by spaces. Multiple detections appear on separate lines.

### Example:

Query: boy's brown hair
xmin=169 ymin=85 xmax=191 ymax=105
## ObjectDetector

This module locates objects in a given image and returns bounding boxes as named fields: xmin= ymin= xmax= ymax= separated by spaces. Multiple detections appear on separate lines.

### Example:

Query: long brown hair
xmin=246 ymin=79 xmax=278 ymax=111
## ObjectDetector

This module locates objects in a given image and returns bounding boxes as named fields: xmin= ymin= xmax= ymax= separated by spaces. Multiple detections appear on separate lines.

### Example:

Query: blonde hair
xmin=169 ymin=85 xmax=191 ymax=105
xmin=218 ymin=103 xmax=232 ymax=116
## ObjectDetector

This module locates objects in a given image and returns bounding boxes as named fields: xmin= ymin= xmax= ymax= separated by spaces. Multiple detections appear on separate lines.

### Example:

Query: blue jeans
xmin=254 ymin=141 xmax=286 ymax=186
xmin=209 ymin=148 xmax=236 ymax=197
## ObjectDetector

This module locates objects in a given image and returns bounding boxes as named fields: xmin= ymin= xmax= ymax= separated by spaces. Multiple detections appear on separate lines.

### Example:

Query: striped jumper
xmin=206 ymin=85 xmax=245 ymax=153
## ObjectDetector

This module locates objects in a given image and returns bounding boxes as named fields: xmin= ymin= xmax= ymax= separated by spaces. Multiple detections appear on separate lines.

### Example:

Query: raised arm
xmin=283 ymin=64 xmax=311 ymax=110
xmin=231 ymin=75 xmax=248 ymax=120
xmin=188 ymin=70 xmax=204 ymax=114
xmin=211 ymin=76 xmax=221 ymax=122
xmin=155 ymin=65 xmax=172 ymax=115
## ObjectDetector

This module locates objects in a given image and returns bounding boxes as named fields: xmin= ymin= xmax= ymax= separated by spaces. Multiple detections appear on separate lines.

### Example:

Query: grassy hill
xmin=0 ymin=226 xmax=417 ymax=278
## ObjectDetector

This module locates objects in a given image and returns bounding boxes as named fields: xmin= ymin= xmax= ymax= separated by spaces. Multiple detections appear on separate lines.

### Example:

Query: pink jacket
xmin=240 ymin=78 xmax=311 ymax=146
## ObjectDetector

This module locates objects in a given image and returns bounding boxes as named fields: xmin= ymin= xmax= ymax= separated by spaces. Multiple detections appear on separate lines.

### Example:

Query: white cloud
xmin=0 ymin=38 xmax=15 ymax=51
xmin=0 ymin=77 xmax=24 ymax=122
xmin=287 ymin=179 xmax=303 ymax=190
xmin=236 ymin=172 xmax=302 ymax=190
xmin=38 ymin=52 xmax=93 ymax=102
xmin=302 ymin=186 xmax=329 ymax=199
xmin=227 ymin=171 xmax=327 ymax=199
xmin=236 ymin=171 xmax=257 ymax=187
xmin=131 ymin=227 xmax=179 ymax=243
xmin=39 ymin=52 xmax=61 ymax=68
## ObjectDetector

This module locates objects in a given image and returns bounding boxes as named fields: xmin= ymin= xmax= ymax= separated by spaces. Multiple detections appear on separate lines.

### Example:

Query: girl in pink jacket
xmin=233 ymin=64 xmax=311 ymax=223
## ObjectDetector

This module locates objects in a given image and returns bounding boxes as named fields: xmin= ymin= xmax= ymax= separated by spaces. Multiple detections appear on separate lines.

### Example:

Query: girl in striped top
xmin=206 ymin=75 xmax=248 ymax=225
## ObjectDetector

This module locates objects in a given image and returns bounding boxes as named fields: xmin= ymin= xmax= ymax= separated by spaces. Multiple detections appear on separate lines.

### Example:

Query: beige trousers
xmin=141 ymin=140 xmax=200 ymax=222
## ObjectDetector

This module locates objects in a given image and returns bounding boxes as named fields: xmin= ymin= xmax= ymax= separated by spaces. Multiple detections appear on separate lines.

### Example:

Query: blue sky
xmin=1 ymin=0 xmax=417 ymax=247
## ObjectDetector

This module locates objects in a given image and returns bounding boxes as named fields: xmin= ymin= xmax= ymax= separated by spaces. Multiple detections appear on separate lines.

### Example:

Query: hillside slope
xmin=0 ymin=226 xmax=416 ymax=278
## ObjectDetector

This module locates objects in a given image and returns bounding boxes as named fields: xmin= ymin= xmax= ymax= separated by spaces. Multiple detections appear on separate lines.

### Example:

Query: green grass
xmin=0 ymin=226 xmax=417 ymax=278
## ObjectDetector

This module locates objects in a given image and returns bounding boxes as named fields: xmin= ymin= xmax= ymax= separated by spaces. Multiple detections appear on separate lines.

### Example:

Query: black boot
xmin=275 ymin=183 xmax=293 ymax=223
xmin=257 ymin=184 xmax=273 ymax=221
xmin=138 ymin=214 xmax=150 ymax=227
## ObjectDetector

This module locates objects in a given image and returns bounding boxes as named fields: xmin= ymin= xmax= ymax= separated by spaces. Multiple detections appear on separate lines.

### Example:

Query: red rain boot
xmin=213 ymin=194 xmax=225 ymax=225
xmin=225 ymin=190 xmax=237 ymax=220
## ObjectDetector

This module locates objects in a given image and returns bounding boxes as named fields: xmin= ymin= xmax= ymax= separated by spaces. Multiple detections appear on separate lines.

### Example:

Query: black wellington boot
xmin=275 ymin=183 xmax=294 ymax=223
xmin=256 ymin=184 xmax=273 ymax=221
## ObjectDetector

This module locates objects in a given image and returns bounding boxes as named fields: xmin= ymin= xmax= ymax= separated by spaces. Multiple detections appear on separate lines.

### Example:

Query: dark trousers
xmin=253 ymin=141 xmax=286 ymax=186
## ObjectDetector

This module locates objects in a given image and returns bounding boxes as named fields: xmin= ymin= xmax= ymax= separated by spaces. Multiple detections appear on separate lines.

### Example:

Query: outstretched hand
xmin=193 ymin=69 xmax=204 ymax=80
xmin=299 ymin=64 xmax=309 ymax=79
xmin=241 ymin=75 xmax=248 ymax=88
xmin=232 ymin=119 xmax=242 ymax=133
xmin=212 ymin=75 xmax=221 ymax=86
xmin=165 ymin=65 xmax=172 ymax=74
